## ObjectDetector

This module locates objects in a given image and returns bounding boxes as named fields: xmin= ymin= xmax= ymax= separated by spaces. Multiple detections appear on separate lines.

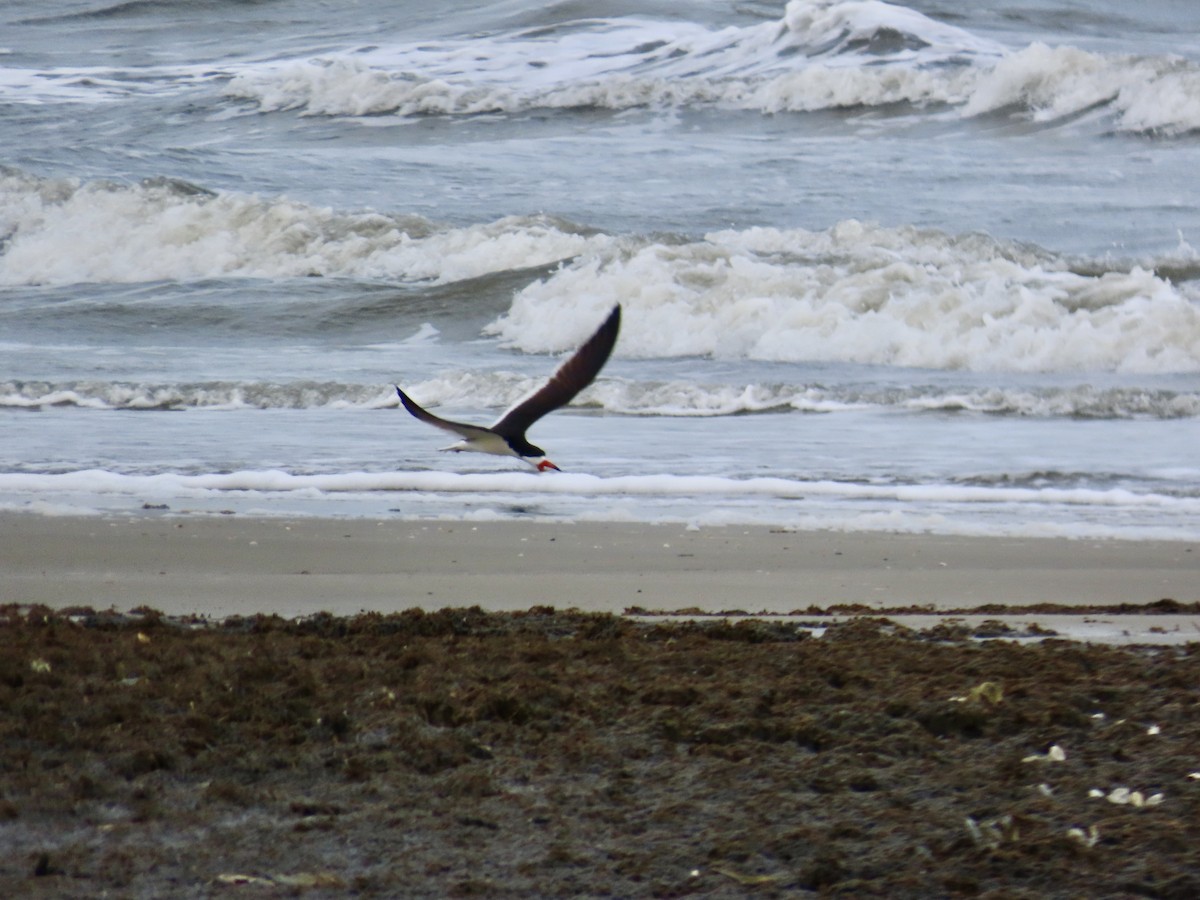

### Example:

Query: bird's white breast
xmin=442 ymin=432 xmax=518 ymax=458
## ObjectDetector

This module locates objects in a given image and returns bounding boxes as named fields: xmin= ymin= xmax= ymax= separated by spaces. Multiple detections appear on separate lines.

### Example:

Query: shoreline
xmin=3 ymin=512 xmax=1197 ymax=642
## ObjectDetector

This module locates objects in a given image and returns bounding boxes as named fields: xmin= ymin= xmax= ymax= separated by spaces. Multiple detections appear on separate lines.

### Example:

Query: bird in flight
xmin=396 ymin=305 xmax=621 ymax=472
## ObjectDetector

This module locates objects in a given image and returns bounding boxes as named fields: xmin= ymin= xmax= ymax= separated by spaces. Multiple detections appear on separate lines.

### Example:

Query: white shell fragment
xmin=1066 ymin=825 xmax=1100 ymax=848
xmin=1092 ymin=786 xmax=1165 ymax=807
xmin=1022 ymin=743 xmax=1066 ymax=763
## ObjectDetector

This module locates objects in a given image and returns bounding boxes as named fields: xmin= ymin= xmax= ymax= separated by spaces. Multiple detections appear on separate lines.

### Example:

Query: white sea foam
xmin=403 ymin=373 xmax=1200 ymax=420
xmin=4 ymin=376 xmax=1196 ymax=420
xmin=0 ymin=380 xmax=398 ymax=411
xmin=492 ymin=222 xmax=1200 ymax=374
xmin=223 ymin=0 xmax=1000 ymax=117
xmin=0 ymin=172 xmax=608 ymax=286
xmin=964 ymin=43 xmax=1200 ymax=135
xmin=2 ymin=468 xmax=1197 ymax=540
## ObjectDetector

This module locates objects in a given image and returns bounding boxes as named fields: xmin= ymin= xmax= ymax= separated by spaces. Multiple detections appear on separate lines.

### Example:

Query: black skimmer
xmin=396 ymin=305 xmax=621 ymax=472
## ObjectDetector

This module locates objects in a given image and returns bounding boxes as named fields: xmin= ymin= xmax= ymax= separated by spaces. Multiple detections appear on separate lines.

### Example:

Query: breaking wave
xmin=4 ymin=377 xmax=1196 ymax=420
xmin=0 ymin=171 xmax=608 ymax=287
xmin=494 ymin=222 xmax=1200 ymax=374
xmin=4 ymin=168 xmax=1198 ymax=375
xmin=221 ymin=0 xmax=1200 ymax=135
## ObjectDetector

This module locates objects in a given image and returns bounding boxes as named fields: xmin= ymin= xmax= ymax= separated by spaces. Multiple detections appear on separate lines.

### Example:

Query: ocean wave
xmin=3 ymin=468 xmax=1197 ymax=541
xmin=6 ymin=0 xmax=1198 ymax=134
xmin=0 ymin=466 xmax=1181 ymax=509
xmin=4 ymin=166 xmax=1198 ymax=375
xmin=404 ymin=373 xmax=1200 ymax=420
xmin=6 ymin=376 xmax=1196 ymax=420
xmin=0 ymin=171 xmax=609 ymax=286
xmin=964 ymin=42 xmax=1200 ymax=135
xmin=223 ymin=0 xmax=999 ymax=118
xmin=218 ymin=0 xmax=1200 ymax=134
xmin=0 ymin=380 xmax=397 ymax=411
xmin=492 ymin=221 xmax=1200 ymax=374
xmin=5 ymin=164 xmax=1198 ymax=374
xmin=3 ymin=467 xmax=1188 ymax=508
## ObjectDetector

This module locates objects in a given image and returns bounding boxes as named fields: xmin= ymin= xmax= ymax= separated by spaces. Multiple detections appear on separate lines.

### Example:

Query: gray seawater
xmin=1 ymin=0 xmax=1199 ymax=538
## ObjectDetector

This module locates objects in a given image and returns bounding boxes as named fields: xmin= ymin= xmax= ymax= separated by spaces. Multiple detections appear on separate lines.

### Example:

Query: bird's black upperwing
xmin=491 ymin=305 xmax=621 ymax=440
xmin=396 ymin=387 xmax=496 ymax=442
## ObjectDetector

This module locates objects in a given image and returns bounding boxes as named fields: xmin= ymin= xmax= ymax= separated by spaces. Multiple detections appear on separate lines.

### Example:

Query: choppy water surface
xmin=2 ymin=0 xmax=1198 ymax=537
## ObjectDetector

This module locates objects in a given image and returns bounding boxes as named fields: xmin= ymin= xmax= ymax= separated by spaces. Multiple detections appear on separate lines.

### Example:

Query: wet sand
xmin=2 ymin=512 xmax=1196 ymax=624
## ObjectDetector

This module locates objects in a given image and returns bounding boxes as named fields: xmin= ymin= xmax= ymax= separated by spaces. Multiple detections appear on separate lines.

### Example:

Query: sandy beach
xmin=5 ymin=512 xmax=1200 ymax=896
xmin=2 ymin=511 xmax=1197 ymax=637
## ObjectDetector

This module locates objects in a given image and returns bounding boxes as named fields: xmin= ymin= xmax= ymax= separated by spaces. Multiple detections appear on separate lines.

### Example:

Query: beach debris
xmin=216 ymin=873 xmax=275 ymax=887
xmin=29 ymin=659 xmax=51 ymax=673
xmin=1022 ymin=744 xmax=1066 ymax=763
xmin=215 ymin=871 xmax=343 ymax=888
xmin=1089 ymin=787 xmax=1164 ymax=807
xmin=949 ymin=681 xmax=1003 ymax=704
xmin=965 ymin=815 xmax=1019 ymax=848
xmin=1066 ymin=825 xmax=1101 ymax=848
xmin=137 ymin=631 xmax=151 ymax=644
xmin=1146 ymin=724 xmax=1161 ymax=735
xmin=1038 ymin=783 xmax=1054 ymax=797
xmin=712 ymin=865 xmax=785 ymax=886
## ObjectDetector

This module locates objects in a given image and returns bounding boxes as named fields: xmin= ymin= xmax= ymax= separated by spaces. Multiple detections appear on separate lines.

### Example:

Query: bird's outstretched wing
xmin=490 ymin=305 xmax=621 ymax=440
xmin=395 ymin=387 xmax=496 ymax=442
